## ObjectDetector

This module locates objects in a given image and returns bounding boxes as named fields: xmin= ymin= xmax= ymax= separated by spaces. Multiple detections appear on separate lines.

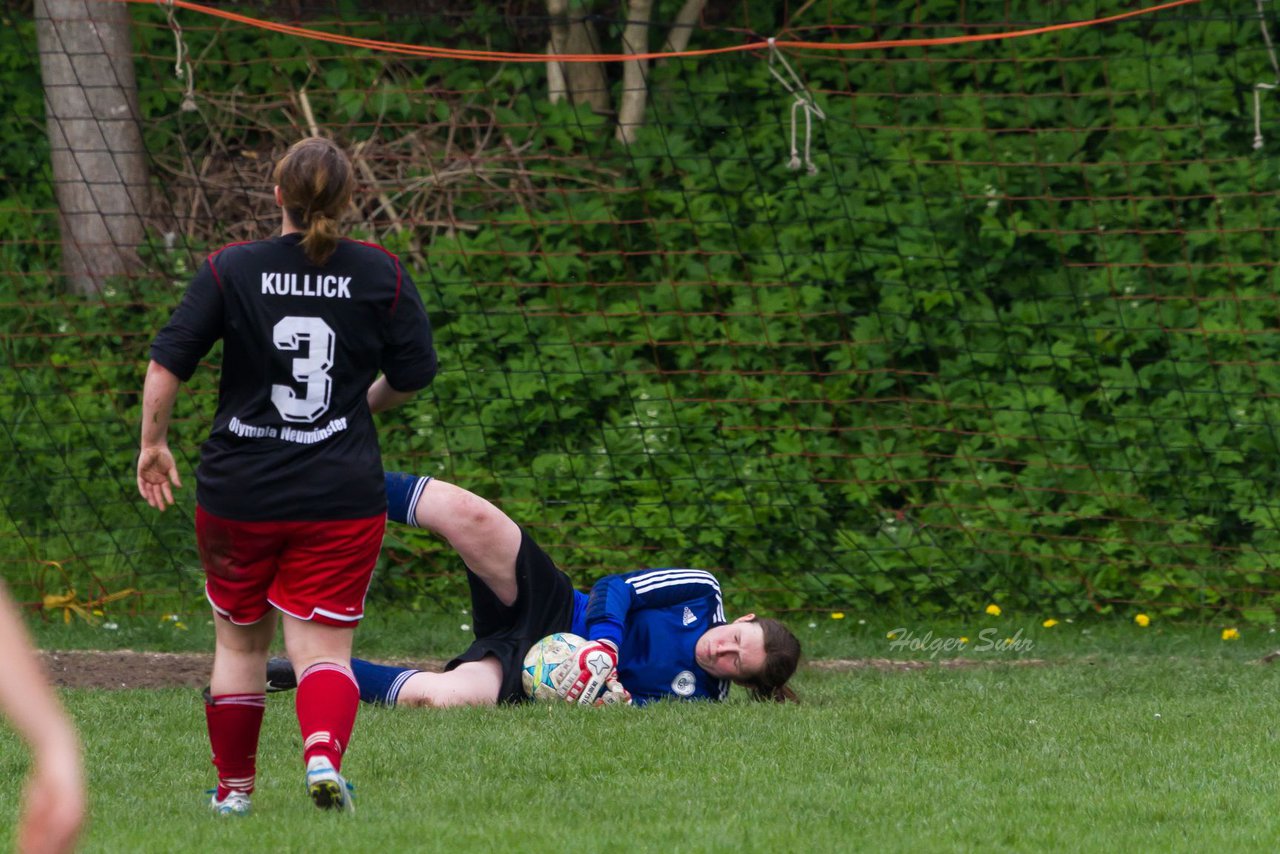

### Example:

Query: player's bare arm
xmin=366 ymin=375 xmax=415 ymax=414
xmin=137 ymin=359 xmax=183 ymax=511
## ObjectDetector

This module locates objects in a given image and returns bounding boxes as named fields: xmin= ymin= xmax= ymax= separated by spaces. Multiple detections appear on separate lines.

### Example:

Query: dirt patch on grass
xmin=41 ymin=651 xmax=216 ymax=690
xmin=40 ymin=650 xmax=1046 ymax=690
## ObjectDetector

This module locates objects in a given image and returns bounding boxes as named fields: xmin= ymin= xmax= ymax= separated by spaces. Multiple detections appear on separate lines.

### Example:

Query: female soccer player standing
xmin=136 ymin=137 xmax=436 ymax=815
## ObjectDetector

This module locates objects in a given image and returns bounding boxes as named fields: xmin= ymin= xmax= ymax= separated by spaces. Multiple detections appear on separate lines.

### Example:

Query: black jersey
xmin=150 ymin=233 xmax=437 ymax=521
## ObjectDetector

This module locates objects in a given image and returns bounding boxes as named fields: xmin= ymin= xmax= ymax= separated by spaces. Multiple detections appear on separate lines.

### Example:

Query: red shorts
xmin=196 ymin=506 xmax=386 ymax=627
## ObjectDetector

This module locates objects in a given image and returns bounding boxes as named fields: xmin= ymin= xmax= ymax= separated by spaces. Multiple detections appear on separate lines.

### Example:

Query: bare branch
xmin=297 ymin=88 xmax=320 ymax=138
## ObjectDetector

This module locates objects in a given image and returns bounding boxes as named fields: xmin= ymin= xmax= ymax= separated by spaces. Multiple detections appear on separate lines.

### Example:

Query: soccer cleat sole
xmin=308 ymin=780 xmax=353 ymax=813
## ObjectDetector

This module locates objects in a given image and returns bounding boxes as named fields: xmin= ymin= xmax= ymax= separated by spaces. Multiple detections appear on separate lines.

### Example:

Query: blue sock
xmin=350 ymin=658 xmax=420 ymax=706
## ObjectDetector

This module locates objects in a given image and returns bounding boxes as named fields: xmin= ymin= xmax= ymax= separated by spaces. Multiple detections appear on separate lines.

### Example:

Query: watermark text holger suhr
xmin=887 ymin=627 xmax=1035 ymax=659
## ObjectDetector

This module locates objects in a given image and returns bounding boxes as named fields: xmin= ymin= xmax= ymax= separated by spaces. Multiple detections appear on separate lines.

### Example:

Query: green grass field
xmin=5 ymin=616 xmax=1280 ymax=852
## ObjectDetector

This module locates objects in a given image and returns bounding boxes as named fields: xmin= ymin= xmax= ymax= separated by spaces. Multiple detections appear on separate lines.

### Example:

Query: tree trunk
xmin=615 ymin=0 xmax=653 ymax=144
xmin=545 ymin=0 xmax=610 ymax=115
xmin=35 ymin=0 xmax=147 ymax=295
xmin=658 ymin=0 xmax=706 ymax=64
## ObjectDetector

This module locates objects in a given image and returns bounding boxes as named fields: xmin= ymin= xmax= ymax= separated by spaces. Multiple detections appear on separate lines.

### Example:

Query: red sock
xmin=205 ymin=693 xmax=266 ymax=798
xmin=296 ymin=663 xmax=359 ymax=771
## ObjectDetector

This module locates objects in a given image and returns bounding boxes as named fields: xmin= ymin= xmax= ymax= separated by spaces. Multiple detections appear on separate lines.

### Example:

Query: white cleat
xmin=210 ymin=789 xmax=251 ymax=816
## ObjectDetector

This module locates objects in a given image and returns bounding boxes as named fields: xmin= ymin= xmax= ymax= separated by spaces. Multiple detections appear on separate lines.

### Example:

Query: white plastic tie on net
xmin=767 ymin=38 xmax=825 ymax=174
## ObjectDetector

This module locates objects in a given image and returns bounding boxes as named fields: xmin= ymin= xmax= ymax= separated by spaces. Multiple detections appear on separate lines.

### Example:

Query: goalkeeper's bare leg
xmin=385 ymin=473 xmax=522 ymax=607
xmin=268 ymin=656 xmax=503 ymax=707
xmin=384 ymin=659 xmax=503 ymax=708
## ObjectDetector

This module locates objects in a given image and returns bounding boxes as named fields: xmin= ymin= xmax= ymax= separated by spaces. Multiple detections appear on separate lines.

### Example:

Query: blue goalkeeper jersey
xmin=571 ymin=569 xmax=731 ymax=705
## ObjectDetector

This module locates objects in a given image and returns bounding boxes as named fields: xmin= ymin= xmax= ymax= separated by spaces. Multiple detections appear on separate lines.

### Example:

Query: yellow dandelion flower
xmin=1134 ymin=613 xmax=1150 ymax=627
xmin=1042 ymin=619 xmax=1059 ymax=628
xmin=959 ymin=637 xmax=968 ymax=644
xmin=831 ymin=612 xmax=845 ymax=620
xmin=887 ymin=631 xmax=897 ymax=639
xmin=1222 ymin=627 xmax=1240 ymax=641
xmin=985 ymin=604 xmax=1001 ymax=617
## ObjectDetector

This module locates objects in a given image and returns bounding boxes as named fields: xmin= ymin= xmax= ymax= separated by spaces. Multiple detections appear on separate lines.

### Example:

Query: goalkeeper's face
xmin=694 ymin=617 xmax=767 ymax=680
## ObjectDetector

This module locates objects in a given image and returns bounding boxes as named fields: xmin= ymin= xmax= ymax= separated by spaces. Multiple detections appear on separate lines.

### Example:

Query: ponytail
xmin=301 ymin=211 xmax=342 ymax=267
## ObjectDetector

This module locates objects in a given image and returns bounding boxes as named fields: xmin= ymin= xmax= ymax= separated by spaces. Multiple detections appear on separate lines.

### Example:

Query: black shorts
xmin=445 ymin=528 xmax=575 ymax=703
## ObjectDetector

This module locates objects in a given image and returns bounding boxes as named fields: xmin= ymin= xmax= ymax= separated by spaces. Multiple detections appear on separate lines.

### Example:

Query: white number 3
xmin=271 ymin=315 xmax=335 ymax=423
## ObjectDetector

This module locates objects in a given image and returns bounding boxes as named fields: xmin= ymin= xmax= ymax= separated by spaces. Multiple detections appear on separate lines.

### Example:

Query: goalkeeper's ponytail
xmin=273 ymin=137 xmax=356 ymax=266
xmin=738 ymin=617 xmax=801 ymax=704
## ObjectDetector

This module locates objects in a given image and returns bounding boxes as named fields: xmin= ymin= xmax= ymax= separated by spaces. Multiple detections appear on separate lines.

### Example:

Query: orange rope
xmin=118 ymin=0 xmax=1204 ymax=64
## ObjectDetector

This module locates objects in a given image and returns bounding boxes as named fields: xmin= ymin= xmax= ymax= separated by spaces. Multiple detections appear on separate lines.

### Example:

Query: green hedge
xmin=3 ymin=1 xmax=1279 ymax=622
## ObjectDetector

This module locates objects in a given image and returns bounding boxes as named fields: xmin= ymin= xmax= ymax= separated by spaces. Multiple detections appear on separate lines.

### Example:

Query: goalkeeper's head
xmin=273 ymin=136 xmax=357 ymax=266
xmin=737 ymin=617 xmax=801 ymax=704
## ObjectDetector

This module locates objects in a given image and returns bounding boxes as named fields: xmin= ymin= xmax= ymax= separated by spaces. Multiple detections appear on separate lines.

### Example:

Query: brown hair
xmin=738 ymin=616 xmax=801 ymax=704
xmin=273 ymin=137 xmax=356 ymax=265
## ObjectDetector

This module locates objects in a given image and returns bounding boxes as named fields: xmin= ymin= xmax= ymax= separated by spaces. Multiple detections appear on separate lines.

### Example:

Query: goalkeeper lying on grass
xmin=266 ymin=472 xmax=801 ymax=708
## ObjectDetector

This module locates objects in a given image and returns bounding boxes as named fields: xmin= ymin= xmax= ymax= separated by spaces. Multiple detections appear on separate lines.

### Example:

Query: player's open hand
xmin=18 ymin=742 xmax=85 ymax=854
xmin=551 ymin=639 xmax=618 ymax=705
xmin=137 ymin=445 xmax=182 ymax=511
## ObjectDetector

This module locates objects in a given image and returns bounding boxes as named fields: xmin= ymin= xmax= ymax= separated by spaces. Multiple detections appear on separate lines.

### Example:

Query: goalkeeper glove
xmin=551 ymin=639 xmax=619 ymax=705
xmin=593 ymin=675 xmax=632 ymax=707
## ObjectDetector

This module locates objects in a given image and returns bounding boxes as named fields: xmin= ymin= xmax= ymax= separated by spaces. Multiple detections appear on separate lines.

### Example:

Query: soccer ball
xmin=522 ymin=632 xmax=586 ymax=701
